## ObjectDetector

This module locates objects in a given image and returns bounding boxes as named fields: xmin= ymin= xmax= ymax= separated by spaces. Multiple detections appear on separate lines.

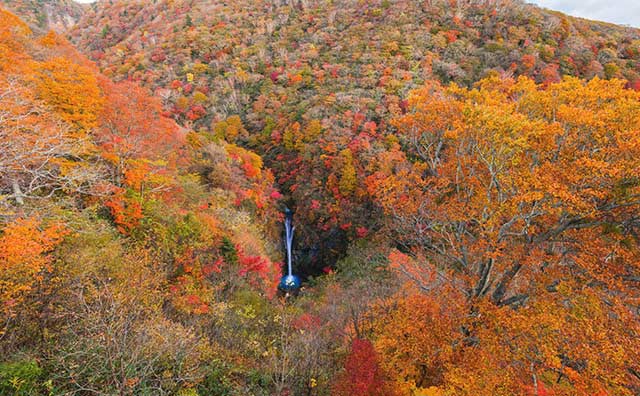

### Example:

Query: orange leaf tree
xmin=0 ymin=218 xmax=66 ymax=320
xmin=369 ymin=75 xmax=640 ymax=394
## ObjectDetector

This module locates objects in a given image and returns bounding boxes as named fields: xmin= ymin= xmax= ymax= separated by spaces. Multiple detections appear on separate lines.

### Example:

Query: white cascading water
xmin=279 ymin=208 xmax=300 ymax=291
xmin=285 ymin=211 xmax=295 ymax=277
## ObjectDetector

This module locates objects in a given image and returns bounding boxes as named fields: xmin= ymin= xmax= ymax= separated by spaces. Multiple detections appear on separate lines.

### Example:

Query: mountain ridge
xmin=0 ymin=0 xmax=86 ymax=33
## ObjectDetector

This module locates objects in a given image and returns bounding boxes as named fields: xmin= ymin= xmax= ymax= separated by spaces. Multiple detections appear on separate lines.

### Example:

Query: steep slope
xmin=70 ymin=0 xmax=640 ymax=269
xmin=1 ymin=7 xmax=287 ymax=394
xmin=72 ymin=0 xmax=640 ymax=85
xmin=0 ymin=0 xmax=85 ymax=33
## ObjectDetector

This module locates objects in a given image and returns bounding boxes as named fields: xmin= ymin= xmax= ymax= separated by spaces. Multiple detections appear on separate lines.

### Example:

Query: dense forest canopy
xmin=0 ymin=0 xmax=639 ymax=395
xmin=68 ymin=0 xmax=640 ymax=268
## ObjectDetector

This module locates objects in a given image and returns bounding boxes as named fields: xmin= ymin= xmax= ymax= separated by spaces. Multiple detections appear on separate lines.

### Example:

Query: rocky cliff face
xmin=0 ymin=0 xmax=85 ymax=33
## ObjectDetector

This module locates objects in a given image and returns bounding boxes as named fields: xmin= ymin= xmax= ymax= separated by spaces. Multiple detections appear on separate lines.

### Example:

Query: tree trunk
xmin=12 ymin=180 xmax=24 ymax=205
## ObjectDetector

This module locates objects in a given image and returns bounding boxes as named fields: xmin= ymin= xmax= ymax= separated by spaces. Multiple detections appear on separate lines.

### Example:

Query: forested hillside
xmin=1 ymin=0 xmax=639 ymax=395
xmin=0 ymin=7 xmax=288 ymax=394
xmin=70 ymin=0 xmax=640 ymax=269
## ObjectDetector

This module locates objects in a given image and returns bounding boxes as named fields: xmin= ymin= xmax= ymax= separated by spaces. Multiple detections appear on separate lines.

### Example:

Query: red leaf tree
xmin=333 ymin=338 xmax=397 ymax=396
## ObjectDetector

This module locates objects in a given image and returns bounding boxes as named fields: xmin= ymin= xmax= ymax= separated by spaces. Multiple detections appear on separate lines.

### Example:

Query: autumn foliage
xmin=1 ymin=2 xmax=640 ymax=395
xmin=366 ymin=75 xmax=640 ymax=395
xmin=0 ymin=218 xmax=65 ymax=318
xmin=1 ymin=6 xmax=283 ymax=393
xmin=333 ymin=338 xmax=397 ymax=396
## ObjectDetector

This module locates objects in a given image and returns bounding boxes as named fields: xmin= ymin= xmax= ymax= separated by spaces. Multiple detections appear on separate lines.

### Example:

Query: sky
xmin=528 ymin=0 xmax=639 ymax=27
xmin=71 ymin=1 xmax=640 ymax=28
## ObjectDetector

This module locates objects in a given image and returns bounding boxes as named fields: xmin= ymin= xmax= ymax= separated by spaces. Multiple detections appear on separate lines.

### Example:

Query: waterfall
xmin=285 ymin=208 xmax=294 ymax=277
xmin=279 ymin=208 xmax=301 ymax=292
